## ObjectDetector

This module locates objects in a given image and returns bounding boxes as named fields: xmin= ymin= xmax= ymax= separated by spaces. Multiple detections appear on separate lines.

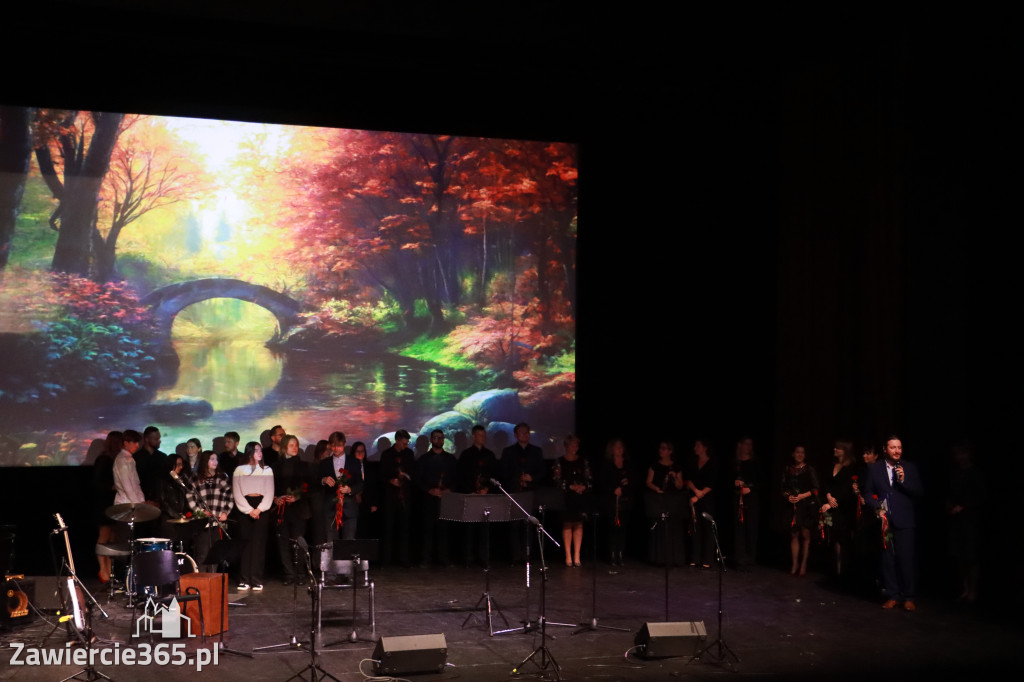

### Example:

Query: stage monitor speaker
xmin=2 ymin=577 xmax=35 ymax=628
xmin=372 ymin=633 xmax=447 ymax=675
xmin=635 ymin=620 xmax=706 ymax=658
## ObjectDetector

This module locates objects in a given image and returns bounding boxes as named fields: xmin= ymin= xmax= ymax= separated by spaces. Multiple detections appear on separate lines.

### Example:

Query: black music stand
xmin=644 ymin=492 xmax=684 ymax=622
xmin=320 ymin=539 xmax=378 ymax=646
xmin=441 ymin=493 xmax=512 ymax=635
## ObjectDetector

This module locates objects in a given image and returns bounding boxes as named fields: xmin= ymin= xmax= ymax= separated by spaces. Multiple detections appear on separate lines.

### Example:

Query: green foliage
xmin=10 ymin=174 xmax=59 ymax=269
xmin=397 ymin=334 xmax=478 ymax=371
xmin=22 ymin=315 xmax=156 ymax=403
xmin=544 ymin=345 xmax=575 ymax=375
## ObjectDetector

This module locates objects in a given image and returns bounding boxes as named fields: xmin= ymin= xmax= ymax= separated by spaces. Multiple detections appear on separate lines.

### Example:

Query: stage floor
xmin=1 ymin=561 xmax=1018 ymax=680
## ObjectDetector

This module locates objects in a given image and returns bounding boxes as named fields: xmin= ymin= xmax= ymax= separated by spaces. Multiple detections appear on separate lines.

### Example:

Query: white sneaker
xmin=237 ymin=583 xmax=250 ymax=591
xmin=252 ymin=584 xmax=264 ymax=591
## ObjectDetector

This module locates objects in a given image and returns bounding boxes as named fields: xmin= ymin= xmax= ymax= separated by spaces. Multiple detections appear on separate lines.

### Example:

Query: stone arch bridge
xmin=141 ymin=278 xmax=303 ymax=338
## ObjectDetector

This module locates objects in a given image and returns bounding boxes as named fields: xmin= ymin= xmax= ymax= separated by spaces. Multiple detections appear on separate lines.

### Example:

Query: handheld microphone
xmin=489 ymin=478 xmax=504 ymax=489
xmin=701 ymin=511 xmax=715 ymax=523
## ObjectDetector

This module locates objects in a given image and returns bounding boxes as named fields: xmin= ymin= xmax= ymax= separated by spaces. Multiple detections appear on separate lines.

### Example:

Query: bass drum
xmin=175 ymin=552 xmax=198 ymax=576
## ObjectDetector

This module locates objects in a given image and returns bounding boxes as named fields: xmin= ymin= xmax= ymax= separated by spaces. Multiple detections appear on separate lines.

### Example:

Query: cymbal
xmin=166 ymin=516 xmax=194 ymax=524
xmin=105 ymin=502 xmax=160 ymax=523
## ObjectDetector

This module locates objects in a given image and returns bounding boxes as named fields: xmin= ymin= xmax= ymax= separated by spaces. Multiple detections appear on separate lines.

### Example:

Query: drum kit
xmin=102 ymin=503 xmax=198 ymax=606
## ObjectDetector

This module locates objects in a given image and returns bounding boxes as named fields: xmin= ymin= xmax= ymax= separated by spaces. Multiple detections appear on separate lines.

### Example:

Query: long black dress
xmin=602 ymin=459 xmax=636 ymax=563
xmin=823 ymin=464 xmax=857 ymax=539
xmin=646 ymin=461 xmax=686 ymax=566
xmin=687 ymin=457 xmax=716 ymax=566
xmin=733 ymin=457 xmax=762 ymax=568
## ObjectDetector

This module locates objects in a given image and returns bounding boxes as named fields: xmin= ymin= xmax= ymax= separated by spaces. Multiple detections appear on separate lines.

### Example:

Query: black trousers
xmin=237 ymin=509 xmax=271 ymax=585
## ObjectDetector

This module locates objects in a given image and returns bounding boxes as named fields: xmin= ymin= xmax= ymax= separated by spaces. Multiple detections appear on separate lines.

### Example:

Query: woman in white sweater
xmin=232 ymin=442 xmax=275 ymax=591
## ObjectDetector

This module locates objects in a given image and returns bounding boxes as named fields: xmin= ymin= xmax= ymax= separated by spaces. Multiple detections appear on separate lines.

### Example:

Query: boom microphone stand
xmin=488 ymin=479 xmax=563 ymax=680
xmin=690 ymin=512 xmax=738 ymax=668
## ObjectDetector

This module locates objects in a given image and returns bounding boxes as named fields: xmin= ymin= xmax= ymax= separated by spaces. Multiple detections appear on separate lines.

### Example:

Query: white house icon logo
xmin=133 ymin=597 xmax=195 ymax=638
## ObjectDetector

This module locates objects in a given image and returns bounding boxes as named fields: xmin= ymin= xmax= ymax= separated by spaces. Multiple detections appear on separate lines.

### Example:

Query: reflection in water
xmin=149 ymin=298 xmax=487 ymax=451
xmin=156 ymin=338 xmax=284 ymax=411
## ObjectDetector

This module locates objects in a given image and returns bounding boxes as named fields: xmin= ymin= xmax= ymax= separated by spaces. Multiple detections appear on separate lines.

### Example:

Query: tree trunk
xmin=51 ymin=112 xmax=123 ymax=276
xmin=0 ymin=106 xmax=33 ymax=271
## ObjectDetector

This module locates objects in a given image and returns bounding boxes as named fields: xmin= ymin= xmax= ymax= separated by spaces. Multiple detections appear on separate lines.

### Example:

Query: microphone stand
xmin=488 ymin=480 xmax=563 ymax=680
xmin=573 ymin=512 xmax=629 ymax=635
xmin=690 ymin=513 xmax=738 ymax=668
xmin=253 ymin=539 xmax=306 ymax=653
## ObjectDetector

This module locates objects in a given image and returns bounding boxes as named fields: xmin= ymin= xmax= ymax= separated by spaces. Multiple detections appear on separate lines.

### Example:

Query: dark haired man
xmin=379 ymin=429 xmax=415 ymax=566
xmin=863 ymin=435 xmax=923 ymax=611
xmin=135 ymin=425 xmax=167 ymax=501
xmin=500 ymin=422 xmax=547 ymax=563
xmin=264 ymin=424 xmax=285 ymax=468
xmin=415 ymin=429 xmax=458 ymax=566
xmin=458 ymin=425 xmax=497 ymax=565
xmin=220 ymin=431 xmax=242 ymax=477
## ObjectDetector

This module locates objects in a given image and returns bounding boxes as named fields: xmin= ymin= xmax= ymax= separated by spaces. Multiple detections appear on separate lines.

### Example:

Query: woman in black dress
xmin=781 ymin=445 xmax=819 ymax=576
xmin=553 ymin=435 xmax=592 ymax=567
xmin=686 ymin=438 xmax=716 ymax=568
xmin=732 ymin=437 xmax=761 ymax=570
xmin=820 ymin=440 xmax=857 ymax=582
xmin=645 ymin=440 xmax=685 ymax=566
xmin=602 ymin=438 xmax=634 ymax=566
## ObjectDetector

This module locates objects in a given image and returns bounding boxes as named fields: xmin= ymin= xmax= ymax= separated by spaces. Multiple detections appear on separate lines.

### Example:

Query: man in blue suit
xmin=863 ymin=435 xmax=923 ymax=610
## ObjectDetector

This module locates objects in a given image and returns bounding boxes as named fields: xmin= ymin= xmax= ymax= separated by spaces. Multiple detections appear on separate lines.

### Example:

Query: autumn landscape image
xmin=0 ymin=108 xmax=577 ymax=465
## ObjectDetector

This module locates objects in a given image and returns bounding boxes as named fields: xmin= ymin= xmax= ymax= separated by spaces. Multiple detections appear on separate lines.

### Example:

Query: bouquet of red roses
xmin=334 ymin=469 xmax=351 ymax=530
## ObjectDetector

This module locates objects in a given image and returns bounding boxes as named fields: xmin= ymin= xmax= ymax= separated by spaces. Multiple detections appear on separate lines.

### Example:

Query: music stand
xmin=320 ymin=539 xmax=378 ymax=646
xmin=643 ymin=493 xmax=684 ymax=622
xmin=441 ymin=494 xmax=512 ymax=635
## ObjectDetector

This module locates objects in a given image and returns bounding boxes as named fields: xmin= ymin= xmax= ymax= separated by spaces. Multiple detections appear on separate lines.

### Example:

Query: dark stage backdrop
xmin=2 ymin=9 xmax=1019 ymax=605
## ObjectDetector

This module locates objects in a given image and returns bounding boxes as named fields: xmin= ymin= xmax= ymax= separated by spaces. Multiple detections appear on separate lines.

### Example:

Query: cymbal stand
xmin=573 ymin=512 xmax=629 ymax=635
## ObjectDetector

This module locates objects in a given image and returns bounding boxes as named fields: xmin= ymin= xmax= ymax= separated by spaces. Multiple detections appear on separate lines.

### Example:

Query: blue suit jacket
xmin=863 ymin=459 xmax=922 ymax=529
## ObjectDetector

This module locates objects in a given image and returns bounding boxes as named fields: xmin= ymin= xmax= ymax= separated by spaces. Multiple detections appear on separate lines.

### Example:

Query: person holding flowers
xmin=820 ymin=440 xmax=857 ymax=584
xmin=273 ymin=434 xmax=314 ymax=585
xmin=781 ymin=445 xmax=819 ymax=577
xmin=319 ymin=431 xmax=363 ymax=542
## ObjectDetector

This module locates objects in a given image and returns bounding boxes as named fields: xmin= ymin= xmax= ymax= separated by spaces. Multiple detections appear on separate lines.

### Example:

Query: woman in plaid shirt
xmin=191 ymin=450 xmax=233 ymax=572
